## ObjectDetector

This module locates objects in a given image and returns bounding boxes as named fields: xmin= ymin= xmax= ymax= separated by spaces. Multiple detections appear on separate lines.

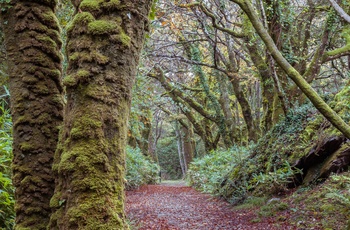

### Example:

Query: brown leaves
xmin=126 ymin=184 xmax=292 ymax=229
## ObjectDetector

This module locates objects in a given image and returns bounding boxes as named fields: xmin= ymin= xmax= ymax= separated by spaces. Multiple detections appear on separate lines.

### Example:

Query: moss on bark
xmin=49 ymin=0 xmax=153 ymax=229
xmin=1 ymin=0 xmax=64 ymax=229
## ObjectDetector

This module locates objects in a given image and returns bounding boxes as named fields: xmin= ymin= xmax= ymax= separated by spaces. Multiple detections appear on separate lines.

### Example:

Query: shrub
xmin=0 ymin=98 xmax=14 ymax=229
xmin=187 ymin=146 xmax=250 ymax=194
xmin=125 ymin=146 xmax=160 ymax=190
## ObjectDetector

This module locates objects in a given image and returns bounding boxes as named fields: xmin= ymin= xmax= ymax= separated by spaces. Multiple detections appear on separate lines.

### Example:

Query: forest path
xmin=125 ymin=182 xmax=294 ymax=230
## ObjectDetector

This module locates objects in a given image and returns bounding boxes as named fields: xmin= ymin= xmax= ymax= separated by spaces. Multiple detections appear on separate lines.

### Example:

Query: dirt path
xmin=125 ymin=182 xmax=295 ymax=230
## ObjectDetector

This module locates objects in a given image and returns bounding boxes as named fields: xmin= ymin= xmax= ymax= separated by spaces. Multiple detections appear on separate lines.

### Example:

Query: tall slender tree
xmin=1 ymin=0 xmax=64 ymax=228
xmin=49 ymin=0 xmax=152 ymax=228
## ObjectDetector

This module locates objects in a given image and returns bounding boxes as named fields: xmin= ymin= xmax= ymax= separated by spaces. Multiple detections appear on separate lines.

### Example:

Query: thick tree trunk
xmin=49 ymin=0 xmax=152 ymax=229
xmin=2 ymin=1 xmax=64 ymax=229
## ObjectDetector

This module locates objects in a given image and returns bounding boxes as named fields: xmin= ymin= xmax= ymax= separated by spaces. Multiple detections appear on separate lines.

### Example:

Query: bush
xmin=187 ymin=146 xmax=250 ymax=194
xmin=125 ymin=146 xmax=160 ymax=190
xmin=219 ymin=104 xmax=315 ymax=204
xmin=0 ymin=99 xmax=14 ymax=229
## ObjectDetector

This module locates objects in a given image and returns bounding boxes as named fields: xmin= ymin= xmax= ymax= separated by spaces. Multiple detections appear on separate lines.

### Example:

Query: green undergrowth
xmin=125 ymin=146 xmax=160 ymax=190
xmin=234 ymin=172 xmax=350 ymax=229
xmin=288 ymin=172 xmax=350 ymax=229
xmin=187 ymin=87 xmax=350 ymax=229
xmin=219 ymin=88 xmax=350 ymax=203
xmin=218 ymin=103 xmax=316 ymax=204
xmin=187 ymin=146 xmax=251 ymax=194
xmin=0 ymin=95 xmax=14 ymax=230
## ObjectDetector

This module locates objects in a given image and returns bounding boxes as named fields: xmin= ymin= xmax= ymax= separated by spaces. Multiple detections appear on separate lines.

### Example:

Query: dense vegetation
xmin=0 ymin=94 xmax=14 ymax=229
xmin=187 ymin=101 xmax=350 ymax=229
xmin=125 ymin=146 xmax=160 ymax=190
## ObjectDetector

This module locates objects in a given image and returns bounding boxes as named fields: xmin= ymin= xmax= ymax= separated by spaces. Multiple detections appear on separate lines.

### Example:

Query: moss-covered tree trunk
xmin=49 ymin=0 xmax=152 ymax=229
xmin=1 ymin=0 xmax=64 ymax=228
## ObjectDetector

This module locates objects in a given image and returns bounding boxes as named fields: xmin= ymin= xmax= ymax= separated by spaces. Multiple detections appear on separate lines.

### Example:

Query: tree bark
xmin=49 ymin=0 xmax=152 ymax=229
xmin=2 ymin=1 xmax=64 ymax=228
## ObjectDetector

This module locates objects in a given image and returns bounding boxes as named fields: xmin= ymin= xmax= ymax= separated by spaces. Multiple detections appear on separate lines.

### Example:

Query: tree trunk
xmin=2 ymin=1 xmax=64 ymax=228
xmin=218 ymin=73 xmax=237 ymax=144
xmin=148 ymin=110 xmax=162 ymax=163
xmin=227 ymin=72 xmax=257 ymax=141
xmin=137 ymin=115 xmax=152 ymax=156
xmin=175 ymin=123 xmax=186 ymax=177
xmin=182 ymin=125 xmax=194 ymax=171
xmin=49 ymin=0 xmax=152 ymax=229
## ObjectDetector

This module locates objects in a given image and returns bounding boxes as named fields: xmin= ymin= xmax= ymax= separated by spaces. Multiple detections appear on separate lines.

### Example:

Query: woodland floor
xmin=125 ymin=181 xmax=297 ymax=230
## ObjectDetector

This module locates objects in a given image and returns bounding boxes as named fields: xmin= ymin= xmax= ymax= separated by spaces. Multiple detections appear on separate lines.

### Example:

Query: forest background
xmin=0 ymin=0 xmax=350 ymax=229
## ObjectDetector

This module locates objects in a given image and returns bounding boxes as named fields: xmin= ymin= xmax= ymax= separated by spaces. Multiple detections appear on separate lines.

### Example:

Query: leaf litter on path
xmin=126 ymin=183 xmax=296 ymax=230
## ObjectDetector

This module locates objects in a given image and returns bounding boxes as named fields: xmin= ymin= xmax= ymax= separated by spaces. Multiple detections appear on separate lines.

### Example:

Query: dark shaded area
xmin=293 ymin=136 xmax=349 ymax=186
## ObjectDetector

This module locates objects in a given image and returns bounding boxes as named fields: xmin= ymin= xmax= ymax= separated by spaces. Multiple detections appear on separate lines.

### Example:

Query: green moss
xmin=80 ymin=0 xmax=121 ymax=12
xmin=63 ymin=71 xmax=91 ymax=87
xmin=327 ymin=44 xmax=350 ymax=56
xmin=77 ymin=70 xmax=90 ymax=78
xmin=102 ymin=0 xmax=121 ymax=9
xmin=80 ymin=0 xmax=104 ymax=11
xmin=36 ymin=113 xmax=51 ymax=124
xmin=21 ymin=176 xmax=43 ymax=186
xmin=66 ymin=12 xmax=95 ymax=34
xmin=69 ymin=52 xmax=79 ymax=62
xmin=65 ymin=193 xmax=125 ymax=229
xmin=19 ymin=142 xmax=35 ymax=151
xmin=91 ymin=51 xmax=109 ymax=64
xmin=47 ymin=69 xmax=61 ymax=79
xmin=69 ymin=51 xmax=94 ymax=64
xmin=41 ymin=11 xmax=60 ymax=29
xmin=88 ymin=20 xmax=118 ymax=35
xmin=85 ymin=84 xmax=112 ymax=102
xmin=36 ymin=34 xmax=57 ymax=49
xmin=114 ymin=31 xmax=131 ymax=47
xmin=327 ymin=29 xmax=350 ymax=57
xmin=63 ymin=75 xmax=77 ymax=87
xmin=300 ymin=116 xmax=323 ymax=142
xmin=70 ymin=116 xmax=102 ymax=140
xmin=50 ymin=192 xmax=62 ymax=208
